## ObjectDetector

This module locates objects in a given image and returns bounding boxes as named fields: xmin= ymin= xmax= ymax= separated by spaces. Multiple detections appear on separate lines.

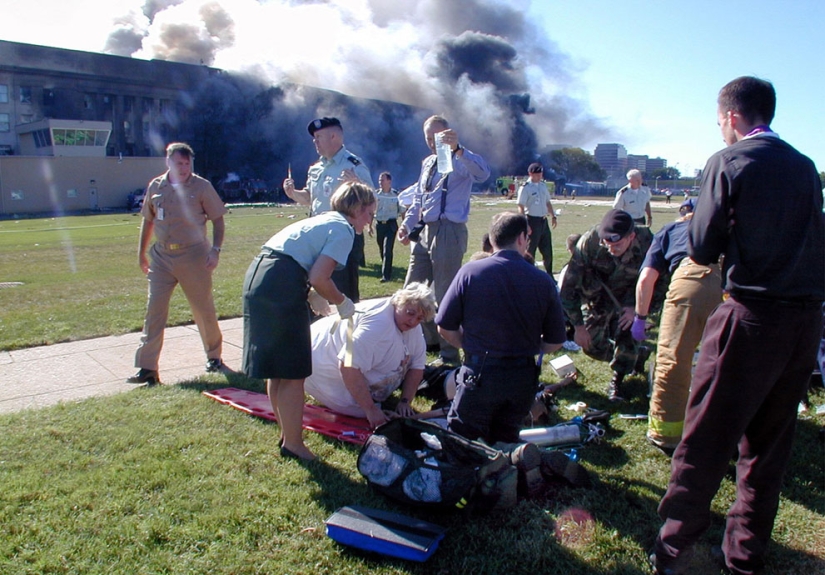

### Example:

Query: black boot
xmin=632 ymin=345 xmax=651 ymax=377
xmin=607 ymin=372 xmax=626 ymax=402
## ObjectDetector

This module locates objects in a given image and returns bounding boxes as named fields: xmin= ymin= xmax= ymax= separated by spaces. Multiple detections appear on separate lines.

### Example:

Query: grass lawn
xmin=0 ymin=197 xmax=823 ymax=574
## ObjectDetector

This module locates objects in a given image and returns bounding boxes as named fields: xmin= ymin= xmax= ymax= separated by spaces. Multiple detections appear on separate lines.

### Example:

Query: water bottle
xmin=435 ymin=132 xmax=453 ymax=174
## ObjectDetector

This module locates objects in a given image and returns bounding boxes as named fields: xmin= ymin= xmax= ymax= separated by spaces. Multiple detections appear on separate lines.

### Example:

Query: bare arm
xmin=282 ymin=178 xmax=311 ymax=206
xmin=340 ymin=365 xmax=389 ymax=428
xmin=394 ymin=367 xmax=423 ymax=418
xmin=541 ymin=341 xmax=563 ymax=354
xmin=138 ymin=219 xmax=154 ymax=274
xmin=547 ymin=199 xmax=557 ymax=228
xmin=635 ymin=266 xmax=661 ymax=318
xmin=206 ymin=216 xmax=225 ymax=271
xmin=437 ymin=326 xmax=463 ymax=350
xmin=308 ymin=255 xmax=345 ymax=305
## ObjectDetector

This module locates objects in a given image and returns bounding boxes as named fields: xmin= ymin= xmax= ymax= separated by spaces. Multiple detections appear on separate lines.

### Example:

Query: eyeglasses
xmin=600 ymin=233 xmax=624 ymax=243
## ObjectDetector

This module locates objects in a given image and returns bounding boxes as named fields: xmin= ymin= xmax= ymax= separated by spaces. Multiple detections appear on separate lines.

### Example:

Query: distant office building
xmin=646 ymin=157 xmax=667 ymax=172
xmin=626 ymin=154 xmax=648 ymax=173
xmin=594 ymin=143 xmax=627 ymax=178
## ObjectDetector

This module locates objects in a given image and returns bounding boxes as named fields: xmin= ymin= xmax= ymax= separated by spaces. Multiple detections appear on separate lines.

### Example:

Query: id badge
xmin=157 ymin=207 xmax=164 ymax=221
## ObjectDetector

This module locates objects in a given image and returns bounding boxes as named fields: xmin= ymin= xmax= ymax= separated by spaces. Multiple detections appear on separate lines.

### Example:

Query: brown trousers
xmin=134 ymin=241 xmax=222 ymax=370
xmin=647 ymin=260 xmax=722 ymax=448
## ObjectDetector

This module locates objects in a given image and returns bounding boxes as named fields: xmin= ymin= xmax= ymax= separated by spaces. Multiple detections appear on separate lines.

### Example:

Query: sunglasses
xmin=601 ymin=233 xmax=624 ymax=243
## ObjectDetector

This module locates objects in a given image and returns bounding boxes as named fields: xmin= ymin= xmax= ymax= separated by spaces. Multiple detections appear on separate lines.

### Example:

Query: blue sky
xmin=1 ymin=0 xmax=822 ymax=177
xmin=533 ymin=0 xmax=824 ymax=175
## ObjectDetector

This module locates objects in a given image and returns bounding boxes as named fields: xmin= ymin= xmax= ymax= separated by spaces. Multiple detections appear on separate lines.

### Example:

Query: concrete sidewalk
xmin=0 ymin=317 xmax=244 ymax=415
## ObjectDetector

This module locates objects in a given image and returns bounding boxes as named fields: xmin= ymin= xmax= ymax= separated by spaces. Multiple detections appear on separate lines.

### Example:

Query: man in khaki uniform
xmin=127 ymin=142 xmax=227 ymax=385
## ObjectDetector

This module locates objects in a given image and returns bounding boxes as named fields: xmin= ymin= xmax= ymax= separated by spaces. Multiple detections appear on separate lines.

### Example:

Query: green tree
xmin=545 ymin=147 xmax=605 ymax=182
xmin=819 ymin=171 xmax=824 ymax=190
xmin=650 ymin=166 xmax=681 ymax=180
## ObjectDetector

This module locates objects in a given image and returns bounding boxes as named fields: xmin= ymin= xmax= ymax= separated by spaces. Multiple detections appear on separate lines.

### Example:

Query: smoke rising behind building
xmin=103 ymin=0 xmax=612 ymax=186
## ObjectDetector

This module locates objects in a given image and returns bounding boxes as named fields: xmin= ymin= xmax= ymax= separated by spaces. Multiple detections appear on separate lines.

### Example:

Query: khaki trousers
xmin=647 ymin=260 xmax=722 ymax=448
xmin=134 ymin=241 xmax=222 ymax=370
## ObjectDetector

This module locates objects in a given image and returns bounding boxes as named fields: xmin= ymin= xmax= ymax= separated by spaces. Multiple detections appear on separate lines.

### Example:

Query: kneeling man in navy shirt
xmin=436 ymin=212 xmax=567 ymax=444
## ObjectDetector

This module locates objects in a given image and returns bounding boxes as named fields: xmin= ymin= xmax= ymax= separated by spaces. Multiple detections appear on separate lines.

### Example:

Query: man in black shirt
xmin=651 ymin=77 xmax=824 ymax=575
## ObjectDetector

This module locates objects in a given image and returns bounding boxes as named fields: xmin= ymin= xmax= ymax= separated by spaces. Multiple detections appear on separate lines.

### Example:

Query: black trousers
xmin=375 ymin=219 xmax=398 ymax=281
xmin=527 ymin=215 xmax=553 ymax=273
xmin=332 ymin=232 xmax=363 ymax=302
xmin=655 ymin=297 xmax=822 ymax=575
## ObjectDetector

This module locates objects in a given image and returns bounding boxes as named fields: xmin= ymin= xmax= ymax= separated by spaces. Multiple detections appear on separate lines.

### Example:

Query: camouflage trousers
xmin=582 ymin=306 xmax=639 ymax=375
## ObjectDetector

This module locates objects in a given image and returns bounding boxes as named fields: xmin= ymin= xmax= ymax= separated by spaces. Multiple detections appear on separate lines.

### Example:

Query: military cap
xmin=307 ymin=117 xmax=342 ymax=136
xmin=598 ymin=209 xmax=635 ymax=242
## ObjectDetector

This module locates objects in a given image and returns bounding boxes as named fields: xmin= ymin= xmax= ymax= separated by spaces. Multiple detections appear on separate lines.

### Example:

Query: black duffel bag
xmin=357 ymin=418 xmax=517 ymax=513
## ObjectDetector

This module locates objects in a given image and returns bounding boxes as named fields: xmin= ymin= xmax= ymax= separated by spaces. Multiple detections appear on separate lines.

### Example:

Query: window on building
xmin=84 ymin=94 xmax=94 ymax=110
xmin=51 ymin=128 xmax=109 ymax=147
xmin=123 ymin=96 xmax=134 ymax=112
xmin=20 ymin=114 xmax=34 ymax=124
xmin=0 ymin=85 xmax=8 ymax=103
xmin=43 ymin=89 xmax=55 ymax=106
xmin=0 ymin=113 xmax=9 ymax=132
xmin=19 ymin=86 xmax=32 ymax=104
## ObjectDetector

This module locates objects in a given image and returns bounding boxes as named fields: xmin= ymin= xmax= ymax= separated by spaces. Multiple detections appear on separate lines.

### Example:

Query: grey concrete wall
xmin=0 ymin=156 xmax=167 ymax=216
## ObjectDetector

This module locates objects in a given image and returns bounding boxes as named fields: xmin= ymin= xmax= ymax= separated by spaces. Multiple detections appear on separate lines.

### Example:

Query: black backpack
xmin=357 ymin=418 xmax=517 ymax=513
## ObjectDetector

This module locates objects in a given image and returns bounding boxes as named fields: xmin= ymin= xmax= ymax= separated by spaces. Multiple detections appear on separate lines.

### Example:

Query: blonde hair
xmin=330 ymin=182 xmax=376 ymax=217
xmin=390 ymin=282 xmax=437 ymax=322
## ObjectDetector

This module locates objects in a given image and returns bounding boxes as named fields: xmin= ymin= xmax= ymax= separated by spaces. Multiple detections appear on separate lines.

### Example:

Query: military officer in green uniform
xmin=559 ymin=209 xmax=654 ymax=401
xmin=283 ymin=117 xmax=373 ymax=301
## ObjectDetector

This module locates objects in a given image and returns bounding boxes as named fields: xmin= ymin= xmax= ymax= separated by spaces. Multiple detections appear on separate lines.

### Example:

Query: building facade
xmin=0 ymin=39 xmax=215 ymax=158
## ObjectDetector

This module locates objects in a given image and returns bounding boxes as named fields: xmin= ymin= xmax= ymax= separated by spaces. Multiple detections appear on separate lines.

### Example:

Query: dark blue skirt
xmin=242 ymin=250 xmax=311 ymax=379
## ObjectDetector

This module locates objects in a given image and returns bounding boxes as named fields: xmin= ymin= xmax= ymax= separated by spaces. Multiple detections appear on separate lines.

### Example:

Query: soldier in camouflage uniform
xmin=560 ymin=209 xmax=654 ymax=401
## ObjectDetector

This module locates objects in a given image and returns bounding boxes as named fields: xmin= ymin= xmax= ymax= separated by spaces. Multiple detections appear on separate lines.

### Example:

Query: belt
xmin=465 ymin=354 xmax=536 ymax=367
xmin=731 ymin=292 xmax=822 ymax=309
xmin=158 ymin=240 xmax=203 ymax=251
xmin=376 ymin=219 xmax=396 ymax=225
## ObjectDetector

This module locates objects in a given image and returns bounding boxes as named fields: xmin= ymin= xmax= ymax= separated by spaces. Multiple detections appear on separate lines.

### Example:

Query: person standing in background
xmin=283 ymin=117 xmax=373 ymax=302
xmin=517 ymin=162 xmax=557 ymax=274
xmin=373 ymin=172 xmax=401 ymax=283
xmin=398 ymin=114 xmax=490 ymax=366
xmin=614 ymin=169 xmax=652 ymax=226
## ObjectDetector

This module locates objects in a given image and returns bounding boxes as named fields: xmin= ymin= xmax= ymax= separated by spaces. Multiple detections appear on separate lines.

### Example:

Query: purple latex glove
xmin=631 ymin=317 xmax=647 ymax=341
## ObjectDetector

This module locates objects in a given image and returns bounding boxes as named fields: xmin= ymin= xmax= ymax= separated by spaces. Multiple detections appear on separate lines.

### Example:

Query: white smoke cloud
xmin=108 ymin=0 xmax=611 ymax=169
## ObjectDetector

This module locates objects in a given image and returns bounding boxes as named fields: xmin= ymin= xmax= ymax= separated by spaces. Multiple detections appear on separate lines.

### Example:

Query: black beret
xmin=307 ymin=117 xmax=342 ymax=136
xmin=598 ymin=209 xmax=635 ymax=241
